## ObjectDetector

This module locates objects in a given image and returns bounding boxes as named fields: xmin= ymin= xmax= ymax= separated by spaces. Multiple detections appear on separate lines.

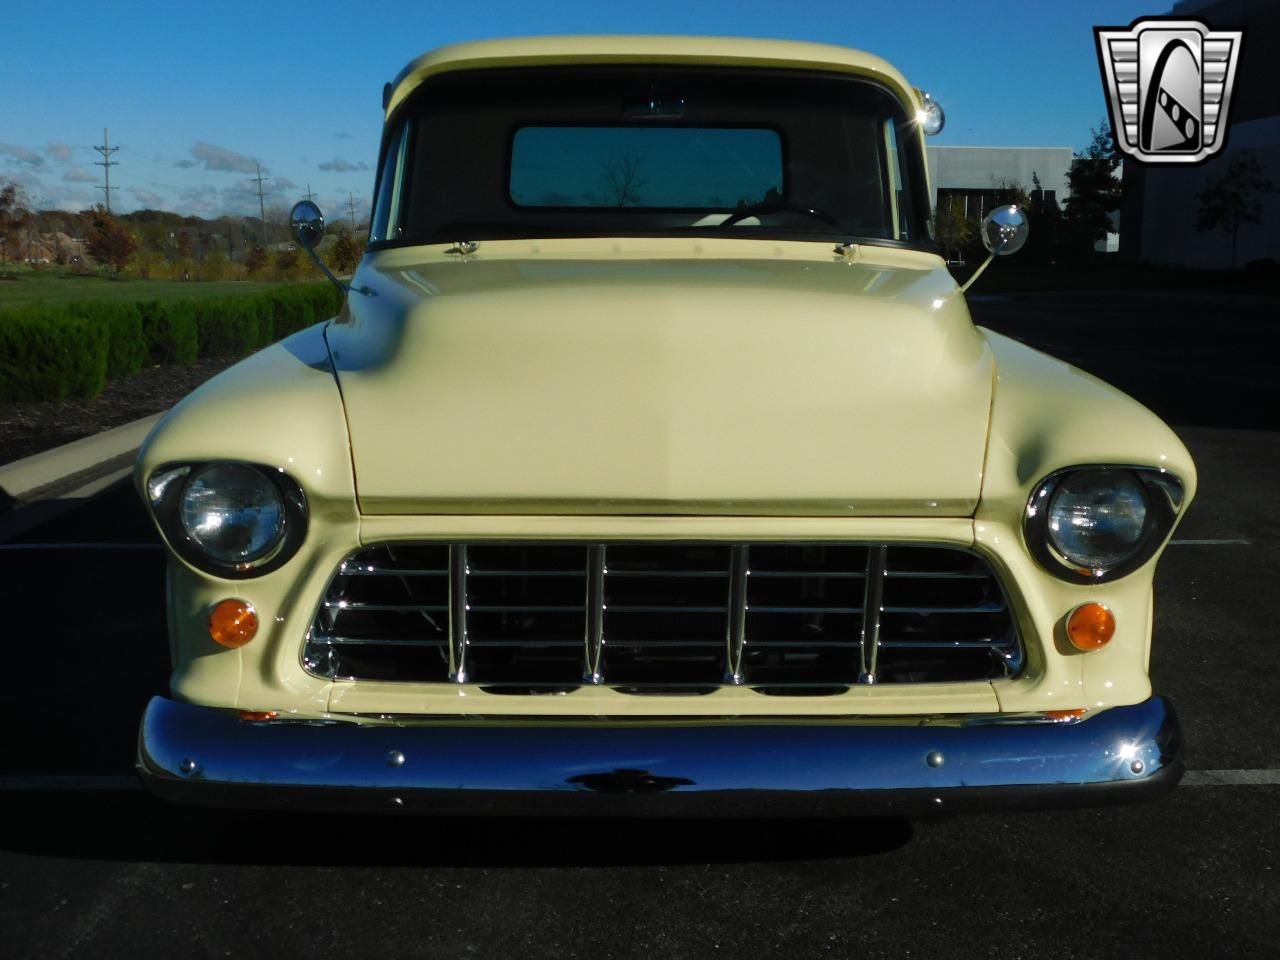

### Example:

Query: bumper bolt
xmin=926 ymin=751 xmax=945 ymax=768
xmin=387 ymin=750 xmax=406 ymax=768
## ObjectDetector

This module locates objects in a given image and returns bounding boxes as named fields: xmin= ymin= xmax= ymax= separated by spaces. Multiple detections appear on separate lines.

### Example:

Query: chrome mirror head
xmin=981 ymin=204 xmax=1030 ymax=256
xmin=917 ymin=93 xmax=945 ymax=136
xmin=290 ymin=200 xmax=325 ymax=250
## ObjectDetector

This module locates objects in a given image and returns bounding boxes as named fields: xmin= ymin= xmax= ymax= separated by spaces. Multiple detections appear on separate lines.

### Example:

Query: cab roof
xmin=385 ymin=35 xmax=921 ymax=119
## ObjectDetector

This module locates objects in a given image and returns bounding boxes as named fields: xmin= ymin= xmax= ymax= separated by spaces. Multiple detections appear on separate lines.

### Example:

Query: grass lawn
xmin=0 ymin=272 xmax=289 ymax=309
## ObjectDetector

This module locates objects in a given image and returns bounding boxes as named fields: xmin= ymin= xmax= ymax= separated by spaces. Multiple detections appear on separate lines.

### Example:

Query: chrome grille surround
xmin=304 ymin=542 xmax=1022 ymax=692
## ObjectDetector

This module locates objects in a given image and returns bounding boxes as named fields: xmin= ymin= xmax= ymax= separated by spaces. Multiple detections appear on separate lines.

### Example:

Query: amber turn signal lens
xmin=239 ymin=710 xmax=278 ymax=721
xmin=209 ymin=599 xmax=258 ymax=648
xmin=1066 ymin=602 xmax=1115 ymax=651
xmin=1045 ymin=708 xmax=1089 ymax=721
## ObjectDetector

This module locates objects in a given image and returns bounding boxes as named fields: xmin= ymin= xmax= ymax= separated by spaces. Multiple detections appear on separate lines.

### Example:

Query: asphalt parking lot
xmin=1 ymin=290 xmax=1278 ymax=958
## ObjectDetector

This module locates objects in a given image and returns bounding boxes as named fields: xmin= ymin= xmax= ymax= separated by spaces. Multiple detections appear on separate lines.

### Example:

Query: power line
xmin=93 ymin=128 xmax=119 ymax=214
xmin=250 ymin=162 xmax=268 ymax=245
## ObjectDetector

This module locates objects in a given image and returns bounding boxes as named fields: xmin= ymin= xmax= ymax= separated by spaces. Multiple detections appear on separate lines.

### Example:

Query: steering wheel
xmin=718 ymin=201 xmax=841 ymax=228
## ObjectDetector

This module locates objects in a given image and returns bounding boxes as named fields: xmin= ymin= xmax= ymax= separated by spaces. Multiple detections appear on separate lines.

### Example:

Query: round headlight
xmin=1046 ymin=470 xmax=1149 ymax=570
xmin=179 ymin=463 xmax=285 ymax=564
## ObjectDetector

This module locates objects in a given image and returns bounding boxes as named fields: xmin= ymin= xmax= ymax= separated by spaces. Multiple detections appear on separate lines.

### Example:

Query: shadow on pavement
xmin=0 ymin=791 xmax=913 ymax=866
xmin=969 ymin=291 xmax=1280 ymax=432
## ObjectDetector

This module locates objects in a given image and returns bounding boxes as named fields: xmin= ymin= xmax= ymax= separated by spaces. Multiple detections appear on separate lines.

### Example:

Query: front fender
xmin=975 ymin=329 xmax=1196 ymax=714
xmin=134 ymin=323 xmax=358 ymax=713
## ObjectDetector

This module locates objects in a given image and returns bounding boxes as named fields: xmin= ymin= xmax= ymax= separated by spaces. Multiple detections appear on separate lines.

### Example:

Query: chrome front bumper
xmin=137 ymin=695 xmax=1183 ymax=816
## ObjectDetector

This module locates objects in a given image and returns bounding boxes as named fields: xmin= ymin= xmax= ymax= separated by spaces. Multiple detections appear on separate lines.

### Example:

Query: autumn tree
xmin=1196 ymin=151 xmax=1274 ymax=270
xmin=244 ymin=245 xmax=268 ymax=276
xmin=274 ymin=247 xmax=300 ymax=279
xmin=86 ymin=206 xmax=138 ymax=277
xmin=331 ymin=232 xmax=362 ymax=274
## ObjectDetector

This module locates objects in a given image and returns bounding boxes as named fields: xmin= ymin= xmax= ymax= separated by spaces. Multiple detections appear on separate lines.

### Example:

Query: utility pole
xmin=304 ymin=183 xmax=315 ymax=202
xmin=346 ymin=192 xmax=357 ymax=232
xmin=251 ymin=162 xmax=268 ymax=245
xmin=93 ymin=127 xmax=119 ymax=214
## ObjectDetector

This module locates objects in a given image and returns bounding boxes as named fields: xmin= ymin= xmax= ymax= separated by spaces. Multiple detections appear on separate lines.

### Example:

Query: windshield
xmin=370 ymin=67 xmax=929 ymax=247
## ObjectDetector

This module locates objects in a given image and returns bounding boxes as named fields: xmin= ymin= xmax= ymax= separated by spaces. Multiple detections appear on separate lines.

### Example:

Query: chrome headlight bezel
xmin=1024 ymin=466 xmax=1183 ymax=583
xmin=146 ymin=461 xmax=308 ymax=579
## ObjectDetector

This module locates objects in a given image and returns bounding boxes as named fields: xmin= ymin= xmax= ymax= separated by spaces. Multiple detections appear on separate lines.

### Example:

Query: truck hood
xmin=327 ymin=243 xmax=994 ymax=516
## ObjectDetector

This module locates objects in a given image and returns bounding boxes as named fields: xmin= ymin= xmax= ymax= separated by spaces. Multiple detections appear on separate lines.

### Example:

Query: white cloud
xmin=47 ymin=142 xmax=73 ymax=162
xmin=318 ymin=157 xmax=369 ymax=172
xmin=131 ymin=187 xmax=166 ymax=209
xmin=62 ymin=166 xmax=96 ymax=183
xmin=0 ymin=143 xmax=45 ymax=167
xmin=190 ymin=141 xmax=259 ymax=173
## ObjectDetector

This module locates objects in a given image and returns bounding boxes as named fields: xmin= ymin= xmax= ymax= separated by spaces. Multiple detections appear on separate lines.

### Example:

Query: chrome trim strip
xmin=584 ymin=544 xmax=606 ymax=684
xmin=137 ymin=695 xmax=1184 ymax=816
xmin=448 ymin=544 xmax=469 ymax=683
xmin=859 ymin=544 xmax=886 ymax=683
xmin=724 ymin=544 xmax=750 ymax=684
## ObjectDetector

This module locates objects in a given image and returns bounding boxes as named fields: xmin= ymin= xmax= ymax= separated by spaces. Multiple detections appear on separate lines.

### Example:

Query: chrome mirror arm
xmin=289 ymin=200 xmax=349 ymax=297
xmin=959 ymin=204 xmax=1030 ymax=294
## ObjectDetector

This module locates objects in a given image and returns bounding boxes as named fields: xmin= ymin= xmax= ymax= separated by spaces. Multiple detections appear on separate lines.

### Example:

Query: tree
xmin=1195 ymin=151 xmax=1274 ymax=270
xmin=600 ymin=152 xmax=646 ymax=207
xmin=1061 ymin=121 xmax=1122 ymax=257
xmin=174 ymin=229 xmax=194 ymax=279
xmin=1024 ymin=171 xmax=1063 ymax=264
xmin=931 ymin=194 xmax=975 ymax=263
xmin=274 ymin=247 xmax=300 ymax=280
xmin=85 ymin=206 xmax=137 ymax=277
xmin=244 ymin=245 xmax=268 ymax=276
xmin=331 ymin=231 xmax=361 ymax=274
xmin=0 ymin=180 xmax=32 ymax=275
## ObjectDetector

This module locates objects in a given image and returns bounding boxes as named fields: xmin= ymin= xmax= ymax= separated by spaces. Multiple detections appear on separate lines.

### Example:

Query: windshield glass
xmin=371 ymin=67 xmax=928 ymax=247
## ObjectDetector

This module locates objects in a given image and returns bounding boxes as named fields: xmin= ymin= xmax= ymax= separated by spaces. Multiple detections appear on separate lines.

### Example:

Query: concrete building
xmin=1121 ymin=0 xmax=1280 ymax=268
xmin=926 ymin=146 xmax=1074 ymax=219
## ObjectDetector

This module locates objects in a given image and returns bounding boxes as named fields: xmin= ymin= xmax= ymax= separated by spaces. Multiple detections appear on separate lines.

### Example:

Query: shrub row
xmin=0 ymin=283 xmax=342 ymax=404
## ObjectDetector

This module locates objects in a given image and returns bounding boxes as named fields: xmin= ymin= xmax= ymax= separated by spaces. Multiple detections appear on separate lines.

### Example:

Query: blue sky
xmin=0 ymin=0 xmax=1161 ymax=218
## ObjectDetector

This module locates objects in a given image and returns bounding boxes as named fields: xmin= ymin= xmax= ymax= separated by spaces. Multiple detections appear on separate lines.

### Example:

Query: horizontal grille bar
xmin=305 ymin=542 xmax=1021 ymax=690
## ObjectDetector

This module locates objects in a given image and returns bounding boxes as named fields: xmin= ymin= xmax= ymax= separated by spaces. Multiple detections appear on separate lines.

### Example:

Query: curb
xmin=0 ymin=412 xmax=163 ymax=505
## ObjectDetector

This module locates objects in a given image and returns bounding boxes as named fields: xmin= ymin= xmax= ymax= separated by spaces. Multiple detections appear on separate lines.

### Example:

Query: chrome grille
xmin=304 ymin=542 xmax=1021 ymax=692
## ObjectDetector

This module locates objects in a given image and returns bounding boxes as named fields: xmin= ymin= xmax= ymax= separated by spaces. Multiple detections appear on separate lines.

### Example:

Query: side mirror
xmin=289 ymin=199 xmax=357 ymax=297
xmin=290 ymin=200 xmax=326 ymax=251
xmin=958 ymin=204 xmax=1030 ymax=294
xmin=981 ymin=204 xmax=1030 ymax=256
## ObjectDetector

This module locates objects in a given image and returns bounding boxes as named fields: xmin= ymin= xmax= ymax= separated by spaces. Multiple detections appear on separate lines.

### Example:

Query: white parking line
xmin=0 ymin=543 xmax=162 ymax=551
xmin=1170 ymin=539 xmax=1252 ymax=546
xmin=1 ymin=771 xmax=1278 ymax=791
xmin=1182 ymin=769 xmax=1280 ymax=786
xmin=0 ymin=775 xmax=143 ymax=791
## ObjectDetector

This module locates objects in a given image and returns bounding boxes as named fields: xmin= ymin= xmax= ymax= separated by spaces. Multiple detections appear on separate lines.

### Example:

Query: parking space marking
xmin=2 ymin=771 xmax=1279 ymax=792
xmin=0 ymin=776 xmax=143 ymax=791
xmin=1182 ymin=769 xmax=1280 ymax=786
xmin=1170 ymin=538 xmax=1252 ymax=546
xmin=0 ymin=543 xmax=162 ymax=551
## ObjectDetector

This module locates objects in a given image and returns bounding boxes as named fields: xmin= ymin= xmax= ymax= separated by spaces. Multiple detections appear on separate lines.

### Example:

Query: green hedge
xmin=0 ymin=282 xmax=343 ymax=403
xmin=0 ymin=308 xmax=109 ymax=403
xmin=139 ymin=300 xmax=198 ymax=366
